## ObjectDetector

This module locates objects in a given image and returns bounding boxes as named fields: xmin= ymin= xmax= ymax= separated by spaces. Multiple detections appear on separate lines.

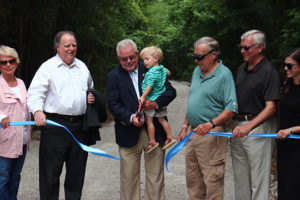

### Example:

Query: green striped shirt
xmin=142 ymin=65 xmax=168 ymax=101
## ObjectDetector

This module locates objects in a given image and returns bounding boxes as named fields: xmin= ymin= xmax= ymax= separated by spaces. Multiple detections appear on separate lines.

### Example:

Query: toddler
xmin=139 ymin=46 xmax=176 ymax=153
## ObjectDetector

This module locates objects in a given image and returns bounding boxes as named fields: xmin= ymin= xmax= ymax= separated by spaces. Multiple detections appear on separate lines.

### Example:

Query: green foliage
xmin=279 ymin=8 xmax=300 ymax=57
xmin=0 ymin=0 xmax=299 ymax=89
xmin=159 ymin=0 xmax=300 ymax=80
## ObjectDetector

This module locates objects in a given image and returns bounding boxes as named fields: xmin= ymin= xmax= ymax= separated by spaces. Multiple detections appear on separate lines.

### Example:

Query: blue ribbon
xmin=165 ymin=131 xmax=195 ymax=172
xmin=165 ymin=131 xmax=300 ymax=172
xmin=0 ymin=120 xmax=120 ymax=160
xmin=209 ymin=132 xmax=300 ymax=139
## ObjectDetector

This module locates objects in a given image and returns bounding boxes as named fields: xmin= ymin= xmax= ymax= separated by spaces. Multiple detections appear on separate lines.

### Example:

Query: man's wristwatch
xmin=288 ymin=128 xmax=293 ymax=134
xmin=208 ymin=119 xmax=216 ymax=128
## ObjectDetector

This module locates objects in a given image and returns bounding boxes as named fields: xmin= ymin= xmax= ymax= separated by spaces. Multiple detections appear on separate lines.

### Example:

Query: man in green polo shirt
xmin=177 ymin=36 xmax=238 ymax=200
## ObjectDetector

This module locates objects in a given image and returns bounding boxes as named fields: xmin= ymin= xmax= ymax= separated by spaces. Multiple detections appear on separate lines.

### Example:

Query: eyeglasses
xmin=0 ymin=59 xmax=16 ymax=66
xmin=120 ymin=55 xmax=136 ymax=62
xmin=284 ymin=62 xmax=297 ymax=70
xmin=191 ymin=50 xmax=214 ymax=61
xmin=237 ymin=44 xmax=257 ymax=51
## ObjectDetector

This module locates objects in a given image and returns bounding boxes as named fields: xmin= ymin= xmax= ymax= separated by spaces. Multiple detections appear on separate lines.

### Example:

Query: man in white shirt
xmin=27 ymin=30 xmax=95 ymax=200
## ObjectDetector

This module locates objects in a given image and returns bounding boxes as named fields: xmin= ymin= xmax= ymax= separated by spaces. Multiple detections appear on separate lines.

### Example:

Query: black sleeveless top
xmin=280 ymin=84 xmax=300 ymax=130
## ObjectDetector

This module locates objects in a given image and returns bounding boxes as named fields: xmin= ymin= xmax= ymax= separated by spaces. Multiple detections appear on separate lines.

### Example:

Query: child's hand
xmin=139 ymin=96 xmax=146 ymax=104
xmin=143 ymin=100 xmax=157 ymax=111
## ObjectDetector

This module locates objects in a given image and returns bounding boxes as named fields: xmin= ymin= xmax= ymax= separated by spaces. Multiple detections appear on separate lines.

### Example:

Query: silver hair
xmin=241 ymin=30 xmax=266 ymax=49
xmin=116 ymin=39 xmax=138 ymax=56
xmin=193 ymin=36 xmax=221 ymax=57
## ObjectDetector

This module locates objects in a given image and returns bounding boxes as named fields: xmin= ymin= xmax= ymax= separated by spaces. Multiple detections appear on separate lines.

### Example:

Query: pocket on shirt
xmin=74 ymin=73 xmax=88 ymax=91
xmin=0 ymin=128 xmax=14 ymax=144
xmin=79 ymin=81 xmax=88 ymax=91
xmin=3 ymin=94 xmax=18 ymax=104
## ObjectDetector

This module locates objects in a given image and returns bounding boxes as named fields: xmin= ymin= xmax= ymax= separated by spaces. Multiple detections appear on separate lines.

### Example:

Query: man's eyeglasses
xmin=284 ymin=62 xmax=297 ymax=70
xmin=191 ymin=50 xmax=214 ymax=61
xmin=120 ymin=55 xmax=136 ymax=62
xmin=237 ymin=44 xmax=257 ymax=51
xmin=0 ymin=59 xmax=16 ymax=66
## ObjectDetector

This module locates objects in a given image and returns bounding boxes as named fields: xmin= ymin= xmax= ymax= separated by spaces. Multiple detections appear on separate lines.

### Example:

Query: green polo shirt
xmin=186 ymin=61 xmax=238 ymax=127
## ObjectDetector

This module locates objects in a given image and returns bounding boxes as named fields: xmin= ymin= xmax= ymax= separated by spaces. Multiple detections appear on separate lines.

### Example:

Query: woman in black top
xmin=277 ymin=48 xmax=300 ymax=200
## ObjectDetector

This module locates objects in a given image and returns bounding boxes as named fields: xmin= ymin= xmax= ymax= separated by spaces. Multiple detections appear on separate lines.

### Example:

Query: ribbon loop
xmin=0 ymin=120 xmax=120 ymax=160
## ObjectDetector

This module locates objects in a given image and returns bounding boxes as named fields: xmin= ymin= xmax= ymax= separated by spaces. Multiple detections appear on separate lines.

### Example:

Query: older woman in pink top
xmin=0 ymin=45 xmax=31 ymax=200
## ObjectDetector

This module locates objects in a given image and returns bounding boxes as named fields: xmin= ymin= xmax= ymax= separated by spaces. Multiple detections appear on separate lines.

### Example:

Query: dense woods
xmin=0 ymin=0 xmax=299 ymax=93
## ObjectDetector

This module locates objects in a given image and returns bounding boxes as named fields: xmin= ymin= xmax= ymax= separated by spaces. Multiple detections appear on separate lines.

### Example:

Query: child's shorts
xmin=144 ymin=109 xmax=167 ymax=118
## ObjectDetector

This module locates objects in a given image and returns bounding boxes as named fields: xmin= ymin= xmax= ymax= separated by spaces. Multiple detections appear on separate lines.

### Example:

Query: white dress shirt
xmin=130 ymin=68 xmax=140 ymax=97
xmin=27 ymin=54 xmax=94 ymax=116
xmin=129 ymin=68 xmax=145 ymax=122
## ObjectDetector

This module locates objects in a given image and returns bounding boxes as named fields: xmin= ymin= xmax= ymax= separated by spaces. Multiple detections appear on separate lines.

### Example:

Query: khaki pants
xmin=231 ymin=118 xmax=276 ymax=200
xmin=119 ymin=128 xmax=165 ymax=200
xmin=186 ymin=126 xmax=228 ymax=200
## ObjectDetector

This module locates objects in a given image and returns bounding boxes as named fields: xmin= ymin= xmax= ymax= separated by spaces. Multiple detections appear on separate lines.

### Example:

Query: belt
xmin=45 ymin=112 xmax=84 ymax=123
xmin=234 ymin=114 xmax=256 ymax=121
xmin=191 ymin=124 xmax=223 ymax=129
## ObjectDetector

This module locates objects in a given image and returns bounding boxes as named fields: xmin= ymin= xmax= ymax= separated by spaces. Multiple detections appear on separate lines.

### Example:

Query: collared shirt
xmin=0 ymin=80 xmax=29 ymax=145
xmin=235 ymin=57 xmax=280 ymax=115
xmin=186 ymin=61 xmax=238 ymax=127
xmin=9 ymin=86 xmax=28 ymax=144
xmin=129 ymin=67 xmax=140 ymax=97
xmin=0 ymin=75 xmax=31 ymax=158
xmin=129 ymin=67 xmax=146 ymax=122
xmin=28 ymin=54 xmax=94 ymax=116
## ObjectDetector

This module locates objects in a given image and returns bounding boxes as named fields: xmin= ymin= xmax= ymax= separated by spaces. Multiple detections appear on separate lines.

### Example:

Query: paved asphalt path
xmin=17 ymin=80 xmax=258 ymax=200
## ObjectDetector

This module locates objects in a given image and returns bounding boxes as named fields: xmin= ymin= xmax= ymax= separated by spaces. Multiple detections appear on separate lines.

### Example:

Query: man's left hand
xmin=87 ymin=92 xmax=95 ymax=104
xmin=143 ymin=99 xmax=157 ymax=111
xmin=132 ymin=114 xmax=144 ymax=127
xmin=193 ymin=122 xmax=212 ymax=135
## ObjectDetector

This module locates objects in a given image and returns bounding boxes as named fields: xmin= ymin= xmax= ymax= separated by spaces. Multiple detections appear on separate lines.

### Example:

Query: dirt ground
xmin=17 ymin=81 xmax=278 ymax=200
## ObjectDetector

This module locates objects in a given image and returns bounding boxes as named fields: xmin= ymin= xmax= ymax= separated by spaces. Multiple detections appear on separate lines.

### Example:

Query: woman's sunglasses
xmin=284 ymin=62 xmax=297 ymax=70
xmin=0 ymin=59 xmax=16 ymax=66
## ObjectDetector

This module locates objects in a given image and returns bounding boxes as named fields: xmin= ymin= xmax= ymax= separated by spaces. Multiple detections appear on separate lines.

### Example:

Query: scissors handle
xmin=136 ymin=102 xmax=142 ymax=119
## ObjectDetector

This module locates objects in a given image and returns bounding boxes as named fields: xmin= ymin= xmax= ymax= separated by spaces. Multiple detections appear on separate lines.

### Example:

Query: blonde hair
xmin=140 ymin=46 xmax=163 ymax=63
xmin=0 ymin=45 xmax=20 ymax=64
